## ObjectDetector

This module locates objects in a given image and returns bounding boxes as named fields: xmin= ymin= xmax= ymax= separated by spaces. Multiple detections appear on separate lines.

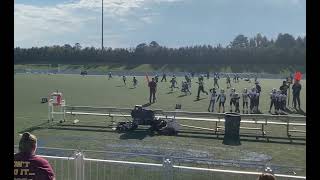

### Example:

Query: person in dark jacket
xmin=148 ymin=78 xmax=157 ymax=103
xmin=255 ymin=81 xmax=262 ymax=112
xmin=292 ymin=80 xmax=302 ymax=109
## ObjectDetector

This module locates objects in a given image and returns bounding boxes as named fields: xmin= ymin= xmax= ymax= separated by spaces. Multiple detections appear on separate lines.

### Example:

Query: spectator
xmin=148 ymin=78 xmax=157 ymax=103
xmin=14 ymin=132 xmax=55 ymax=180
xmin=256 ymin=173 xmax=276 ymax=180
xmin=255 ymin=81 xmax=262 ymax=112
xmin=292 ymin=80 xmax=302 ymax=110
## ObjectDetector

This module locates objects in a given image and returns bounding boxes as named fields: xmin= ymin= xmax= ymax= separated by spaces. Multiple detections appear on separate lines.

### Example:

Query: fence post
xmin=163 ymin=157 xmax=174 ymax=180
xmin=74 ymin=151 xmax=85 ymax=180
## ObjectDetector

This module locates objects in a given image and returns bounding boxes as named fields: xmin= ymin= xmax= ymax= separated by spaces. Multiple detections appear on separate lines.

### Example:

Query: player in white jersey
xmin=242 ymin=88 xmax=249 ymax=114
xmin=181 ymin=81 xmax=191 ymax=95
xmin=216 ymin=89 xmax=226 ymax=113
xmin=269 ymin=88 xmax=277 ymax=113
xmin=248 ymin=87 xmax=257 ymax=114
xmin=281 ymin=92 xmax=287 ymax=113
xmin=208 ymin=88 xmax=217 ymax=112
xmin=170 ymin=77 xmax=179 ymax=91
xmin=275 ymin=90 xmax=282 ymax=114
xmin=213 ymin=75 xmax=219 ymax=88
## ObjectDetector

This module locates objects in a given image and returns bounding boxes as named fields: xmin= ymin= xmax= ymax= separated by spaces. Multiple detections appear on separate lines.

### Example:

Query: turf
xmin=14 ymin=74 xmax=306 ymax=175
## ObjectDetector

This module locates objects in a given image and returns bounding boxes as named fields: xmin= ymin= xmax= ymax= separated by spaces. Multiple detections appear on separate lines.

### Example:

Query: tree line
xmin=14 ymin=33 xmax=305 ymax=66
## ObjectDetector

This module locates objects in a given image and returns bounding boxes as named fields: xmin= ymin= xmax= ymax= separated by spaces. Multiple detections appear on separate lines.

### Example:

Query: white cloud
xmin=140 ymin=16 xmax=152 ymax=23
xmin=14 ymin=0 xmax=184 ymax=47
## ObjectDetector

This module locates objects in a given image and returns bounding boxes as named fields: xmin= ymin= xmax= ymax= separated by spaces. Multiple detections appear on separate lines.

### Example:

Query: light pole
xmin=101 ymin=0 xmax=104 ymax=50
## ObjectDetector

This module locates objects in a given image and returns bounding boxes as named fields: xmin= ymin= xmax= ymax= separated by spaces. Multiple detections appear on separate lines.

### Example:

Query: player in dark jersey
xmin=133 ymin=76 xmax=138 ymax=88
xmin=255 ymin=81 xmax=262 ymax=112
xmin=229 ymin=88 xmax=236 ymax=112
xmin=199 ymin=75 xmax=204 ymax=82
xmin=108 ymin=72 xmax=112 ymax=79
xmin=233 ymin=93 xmax=241 ymax=113
xmin=155 ymin=74 xmax=159 ymax=83
xmin=161 ymin=72 xmax=167 ymax=82
xmin=14 ymin=132 xmax=55 ymax=180
xmin=226 ymin=75 xmax=231 ymax=89
xmin=122 ymin=75 xmax=126 ymax=85
xmin=196 ymin=78 xmax=208 ymax=100
xmin=233 ymin=74 xmax=237 ymax=83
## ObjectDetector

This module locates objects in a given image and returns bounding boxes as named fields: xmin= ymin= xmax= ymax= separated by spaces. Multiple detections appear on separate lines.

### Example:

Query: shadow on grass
xmin=177 ymin=131 xmax=306 ymax=145
xmin=142 ymin=102 xmax=152 ymax=107
xmin=42 ymin=125 xmax=306 ymax=145
xmin=296 ymin=109 xmax=306 ymax=116
xmin=48 ymin=126 xmax=115 ymax=133
xmin=18 ymin=121 xmax=57 ymax=134
xmin=58 ymin=124 xmax=113 ymax=129
xmin=166 ymin=91 xmax=174 ymax=94
xmin=116 ymin=85 xmax=124 ymax=87
xmin=176 ymin=133 xmax=305 ymax=145
xmin=177 ymin=94 xmax=187 ymax=98
xmin=119 ymin=130 xmax=150 ymax=140
xmin=284 ymin=107 xmax=295 ymax=114
xmin=194 ymin=98 xmax=206 ymax=102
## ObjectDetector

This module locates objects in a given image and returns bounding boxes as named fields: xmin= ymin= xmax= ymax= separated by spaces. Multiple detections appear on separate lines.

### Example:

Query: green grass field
xmin=14 ymin=74 xmax=306 ymax=176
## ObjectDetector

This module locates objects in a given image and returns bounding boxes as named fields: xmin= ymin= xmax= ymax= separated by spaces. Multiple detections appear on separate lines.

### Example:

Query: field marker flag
xmin=145 ymin=72 xmax=150 ymax=84
xmin=294 ymin=71 xmax=302 ymax=81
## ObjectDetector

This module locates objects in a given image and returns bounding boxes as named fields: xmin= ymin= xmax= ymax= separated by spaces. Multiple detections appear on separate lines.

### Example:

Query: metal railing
xmin=61 ymin=106 xmax=306 ymax=138
xmin=14 ymin=146 xmax=306 ymax=180
xmin=44 ymin=152 xmax=307 ymax=180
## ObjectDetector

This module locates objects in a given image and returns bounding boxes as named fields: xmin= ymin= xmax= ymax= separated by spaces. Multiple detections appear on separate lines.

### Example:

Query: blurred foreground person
xmin=14 ymin=132 xmax=55 ymax=180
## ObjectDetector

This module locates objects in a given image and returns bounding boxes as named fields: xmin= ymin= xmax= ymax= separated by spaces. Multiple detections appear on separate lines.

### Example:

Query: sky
xmin=14 ymin=0 xmax=306 ymax=48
